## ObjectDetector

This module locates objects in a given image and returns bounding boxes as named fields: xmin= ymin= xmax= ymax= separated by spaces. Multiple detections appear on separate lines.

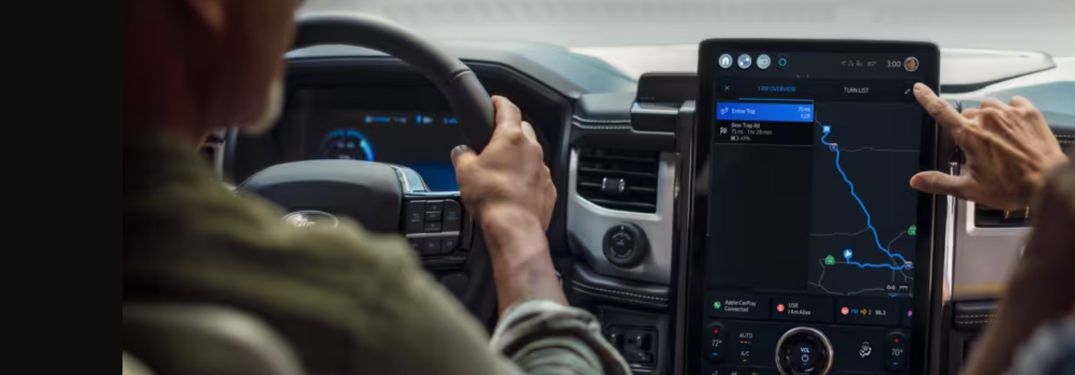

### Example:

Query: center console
xmin=678 ymin=40 xmax=943 ymax=375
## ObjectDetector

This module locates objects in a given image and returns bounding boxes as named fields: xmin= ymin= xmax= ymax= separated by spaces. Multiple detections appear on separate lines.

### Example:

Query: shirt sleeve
xmin=491 ymin=299 xmax=633 ymax=375
xmin=1006 ymin=316 xmax=1075 ymax=375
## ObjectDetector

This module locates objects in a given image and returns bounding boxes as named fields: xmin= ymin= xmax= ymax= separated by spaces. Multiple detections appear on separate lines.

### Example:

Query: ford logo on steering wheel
xmin=283 ymin=210 xmax=339 ymax=229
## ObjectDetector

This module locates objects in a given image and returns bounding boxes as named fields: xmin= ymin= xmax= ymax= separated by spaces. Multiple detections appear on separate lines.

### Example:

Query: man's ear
xmin=181 ymin=0 xmax=228 ymax=35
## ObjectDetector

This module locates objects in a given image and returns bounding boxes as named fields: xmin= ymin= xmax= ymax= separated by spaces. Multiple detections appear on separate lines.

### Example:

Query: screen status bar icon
xmin=719 ymin=53 xmax=784 ymax=70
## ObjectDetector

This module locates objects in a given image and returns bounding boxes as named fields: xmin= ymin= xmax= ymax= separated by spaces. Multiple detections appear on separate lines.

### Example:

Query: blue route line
xmin=846 ymin=260 xmax=907 ymax=270
xmin=820 ymin=125 xmax=912 ymax=271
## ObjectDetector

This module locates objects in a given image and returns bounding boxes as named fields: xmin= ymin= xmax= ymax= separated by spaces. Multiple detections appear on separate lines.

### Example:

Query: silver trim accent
xmin=404 ymin=231 xmax=461 ymax=239
xmin=774 ymin=326 xmax=834 ymax=375
xmin=630 ymin=101 xmax=680 ymax=116
xmin=567 ymin=149 xmax=676 ymax=284
xmin=953 ymin=198 xmax=1030 ymax=294
xmin=930 ymin=162 xmax=961 ymax=375
xmin=203 ymin=130 xmax=226 ymax=178
xmin=943 ymin=163 xmax=958 ymax=304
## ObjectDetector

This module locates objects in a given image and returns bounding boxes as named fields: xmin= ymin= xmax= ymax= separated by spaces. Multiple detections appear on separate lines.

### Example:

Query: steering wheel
xmin=238 ymin=13 xmax=500 ymax=327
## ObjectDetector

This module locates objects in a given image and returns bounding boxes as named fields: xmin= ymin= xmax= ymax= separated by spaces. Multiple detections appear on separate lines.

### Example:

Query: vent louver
xmin=576 ymin=148 xmax=660 ymax=213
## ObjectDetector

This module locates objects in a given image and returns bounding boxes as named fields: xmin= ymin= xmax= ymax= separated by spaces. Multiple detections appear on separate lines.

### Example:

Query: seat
xmin=122 ymin=303 xmax=307 ymax=375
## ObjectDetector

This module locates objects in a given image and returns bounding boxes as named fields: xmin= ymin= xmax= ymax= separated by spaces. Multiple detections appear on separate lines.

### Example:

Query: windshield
xmin=302 ymin=0 xmax=1075 ymax=56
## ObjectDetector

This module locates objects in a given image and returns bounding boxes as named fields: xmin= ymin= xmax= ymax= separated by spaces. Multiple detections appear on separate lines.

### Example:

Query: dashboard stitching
xmin=955 ymin=314 xmax=995 ymax=319
xmin=571 ymin=115 xmax=630 ymax=124
xmin=570 ymin=285 xmax=667 ymax=307
xmin=570 ymin=281 xmax=668 ymax=302
xmin=571 ymin=121 xmax=631 ymax=130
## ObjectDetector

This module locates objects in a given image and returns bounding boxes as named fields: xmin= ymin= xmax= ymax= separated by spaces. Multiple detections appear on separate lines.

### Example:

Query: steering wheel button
xmin=421 ymin=237 xmax=440 ymax=255
xmin=441 ymin=236 xmax=458 ymax=253
xmin=425 ymin=200 xmax=444 ymax=214
xmin=443 ymin=200 xmax=462 ymax=231
xmin=404 ymin=201 xmax=425 ymax=233
xmin=424 ymin=221 xmax=443 ymax=232
xmin=424 ymin=211 xmax=443 ymax=222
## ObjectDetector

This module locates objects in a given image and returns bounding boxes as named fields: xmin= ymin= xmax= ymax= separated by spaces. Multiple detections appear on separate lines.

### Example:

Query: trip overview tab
xmin=715 ymin=101 xmax=816 ymax=145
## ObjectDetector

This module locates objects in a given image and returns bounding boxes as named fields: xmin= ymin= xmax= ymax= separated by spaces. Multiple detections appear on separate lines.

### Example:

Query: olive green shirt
xmin=123 ymin=128 xmax=631 ymax=375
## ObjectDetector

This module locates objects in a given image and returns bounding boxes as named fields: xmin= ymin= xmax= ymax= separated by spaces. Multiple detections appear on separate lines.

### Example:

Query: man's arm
xmin=452 ymin=96 xmax=631 ymax=374
xmin=961 ymin=159 xmax=1075 ymax=375
xmin=450 ymin=96 xmax=564 ymax=312
xmin=909 ymin=86 xmax=1075 ymax=374
xmin=909 ymin=84 xmax=1069 ymax=209
xmin=481 ymin=204 xmax=567 ymax=312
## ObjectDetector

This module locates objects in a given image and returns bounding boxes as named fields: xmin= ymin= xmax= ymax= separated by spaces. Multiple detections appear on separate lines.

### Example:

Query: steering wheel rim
xmin=251 ymin=13 xmax=499 ymax=329
xmin=293 ymin=13 xmax=495 ymax=152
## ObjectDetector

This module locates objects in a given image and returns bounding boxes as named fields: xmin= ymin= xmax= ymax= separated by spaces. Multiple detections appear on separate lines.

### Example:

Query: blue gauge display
xmin=319 ymin=129 xmax=375 ymax=161
xmin=307 ymin=113 xmax=463 ymax=191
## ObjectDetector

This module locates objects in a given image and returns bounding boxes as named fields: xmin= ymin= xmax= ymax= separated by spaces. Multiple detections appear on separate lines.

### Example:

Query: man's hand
xmin=451 ymin=96 xmax=556 ymax=229
xmin=451 ymin=96 xmax=564 ymax=312
xmin=910 ymin=83 xmax=1069 ymax=210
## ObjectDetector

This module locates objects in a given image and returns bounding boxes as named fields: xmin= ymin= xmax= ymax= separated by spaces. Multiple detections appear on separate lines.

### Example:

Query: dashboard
xmin=216 ymin=41 xmax=1075 ymax=375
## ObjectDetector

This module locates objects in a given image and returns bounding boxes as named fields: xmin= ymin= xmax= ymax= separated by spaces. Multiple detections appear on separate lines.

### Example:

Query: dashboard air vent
xmin=576 ymin=148 xmax=660 ymax=213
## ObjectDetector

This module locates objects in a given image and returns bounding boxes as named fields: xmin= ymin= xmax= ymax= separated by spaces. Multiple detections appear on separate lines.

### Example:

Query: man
xmin=123 ymin=0 xmax=630 ymax=374
xmin=910 ymin=84 xmax=1075 ymax=375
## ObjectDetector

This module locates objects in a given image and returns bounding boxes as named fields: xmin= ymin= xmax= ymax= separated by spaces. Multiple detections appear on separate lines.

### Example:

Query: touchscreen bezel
xmin=679 ymin=39 xmax=942 ymax=375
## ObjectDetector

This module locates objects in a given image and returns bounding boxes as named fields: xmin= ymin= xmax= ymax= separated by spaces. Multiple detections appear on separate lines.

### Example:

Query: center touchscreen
xmin=686 ymin=40 xmax=939 ymax=375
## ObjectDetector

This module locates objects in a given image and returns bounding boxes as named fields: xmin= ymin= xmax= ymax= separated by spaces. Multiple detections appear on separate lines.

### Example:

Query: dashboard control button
xmin=607 ymin=330 xmax=624 ymax=349
xmin=885 ymin=332 xmax=908 ymax=371
xmin=602 ymin=223 xmax=648 ymax=267
xmin=403 ymin=200 xmax=425 ymax=233
xmin=836 ymin=298 xmax=899 ymax=326
xmin=610 ymin=231 xmax=634 ymax=256
xmin=706 ymin=367 xmax=779 ymax=375
xmin=708 ymin=323 xmax=727 ymax=363
xmin=443 ymin=200 xmax=462 ymax=231
xmin=635 ymin=333 xmax=652 ymax=351
xmin=790 ymin=342 xmax=818 ymax=371
xmin=709 ymin=294 xmax=770 ymax=320
xmin=900 ymin=300 xmax=913 ymax=327
xmin=719 ymin=53 xmax=734 ymax=69
xmin=777 ymin=55 xmax=789 ymax=69
xmin=775 ymin=327 xmax=833 ymax=375
xmin=757 ymin=54 xmax=772 ymax=70
xmin=707 ymin=351 xmax=723 ymax=363
xmin=631 ymin=351 xmax=653 ymax=364
xmin=737 ymin=54 xmax=752 ymax=69
xmin=772 ymin=296 xmax=834 ymax=323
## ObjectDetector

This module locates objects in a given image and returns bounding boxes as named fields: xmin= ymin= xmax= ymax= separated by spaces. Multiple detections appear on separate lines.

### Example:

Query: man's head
xmin=124 ymin=0 xmax=304 ymax=141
